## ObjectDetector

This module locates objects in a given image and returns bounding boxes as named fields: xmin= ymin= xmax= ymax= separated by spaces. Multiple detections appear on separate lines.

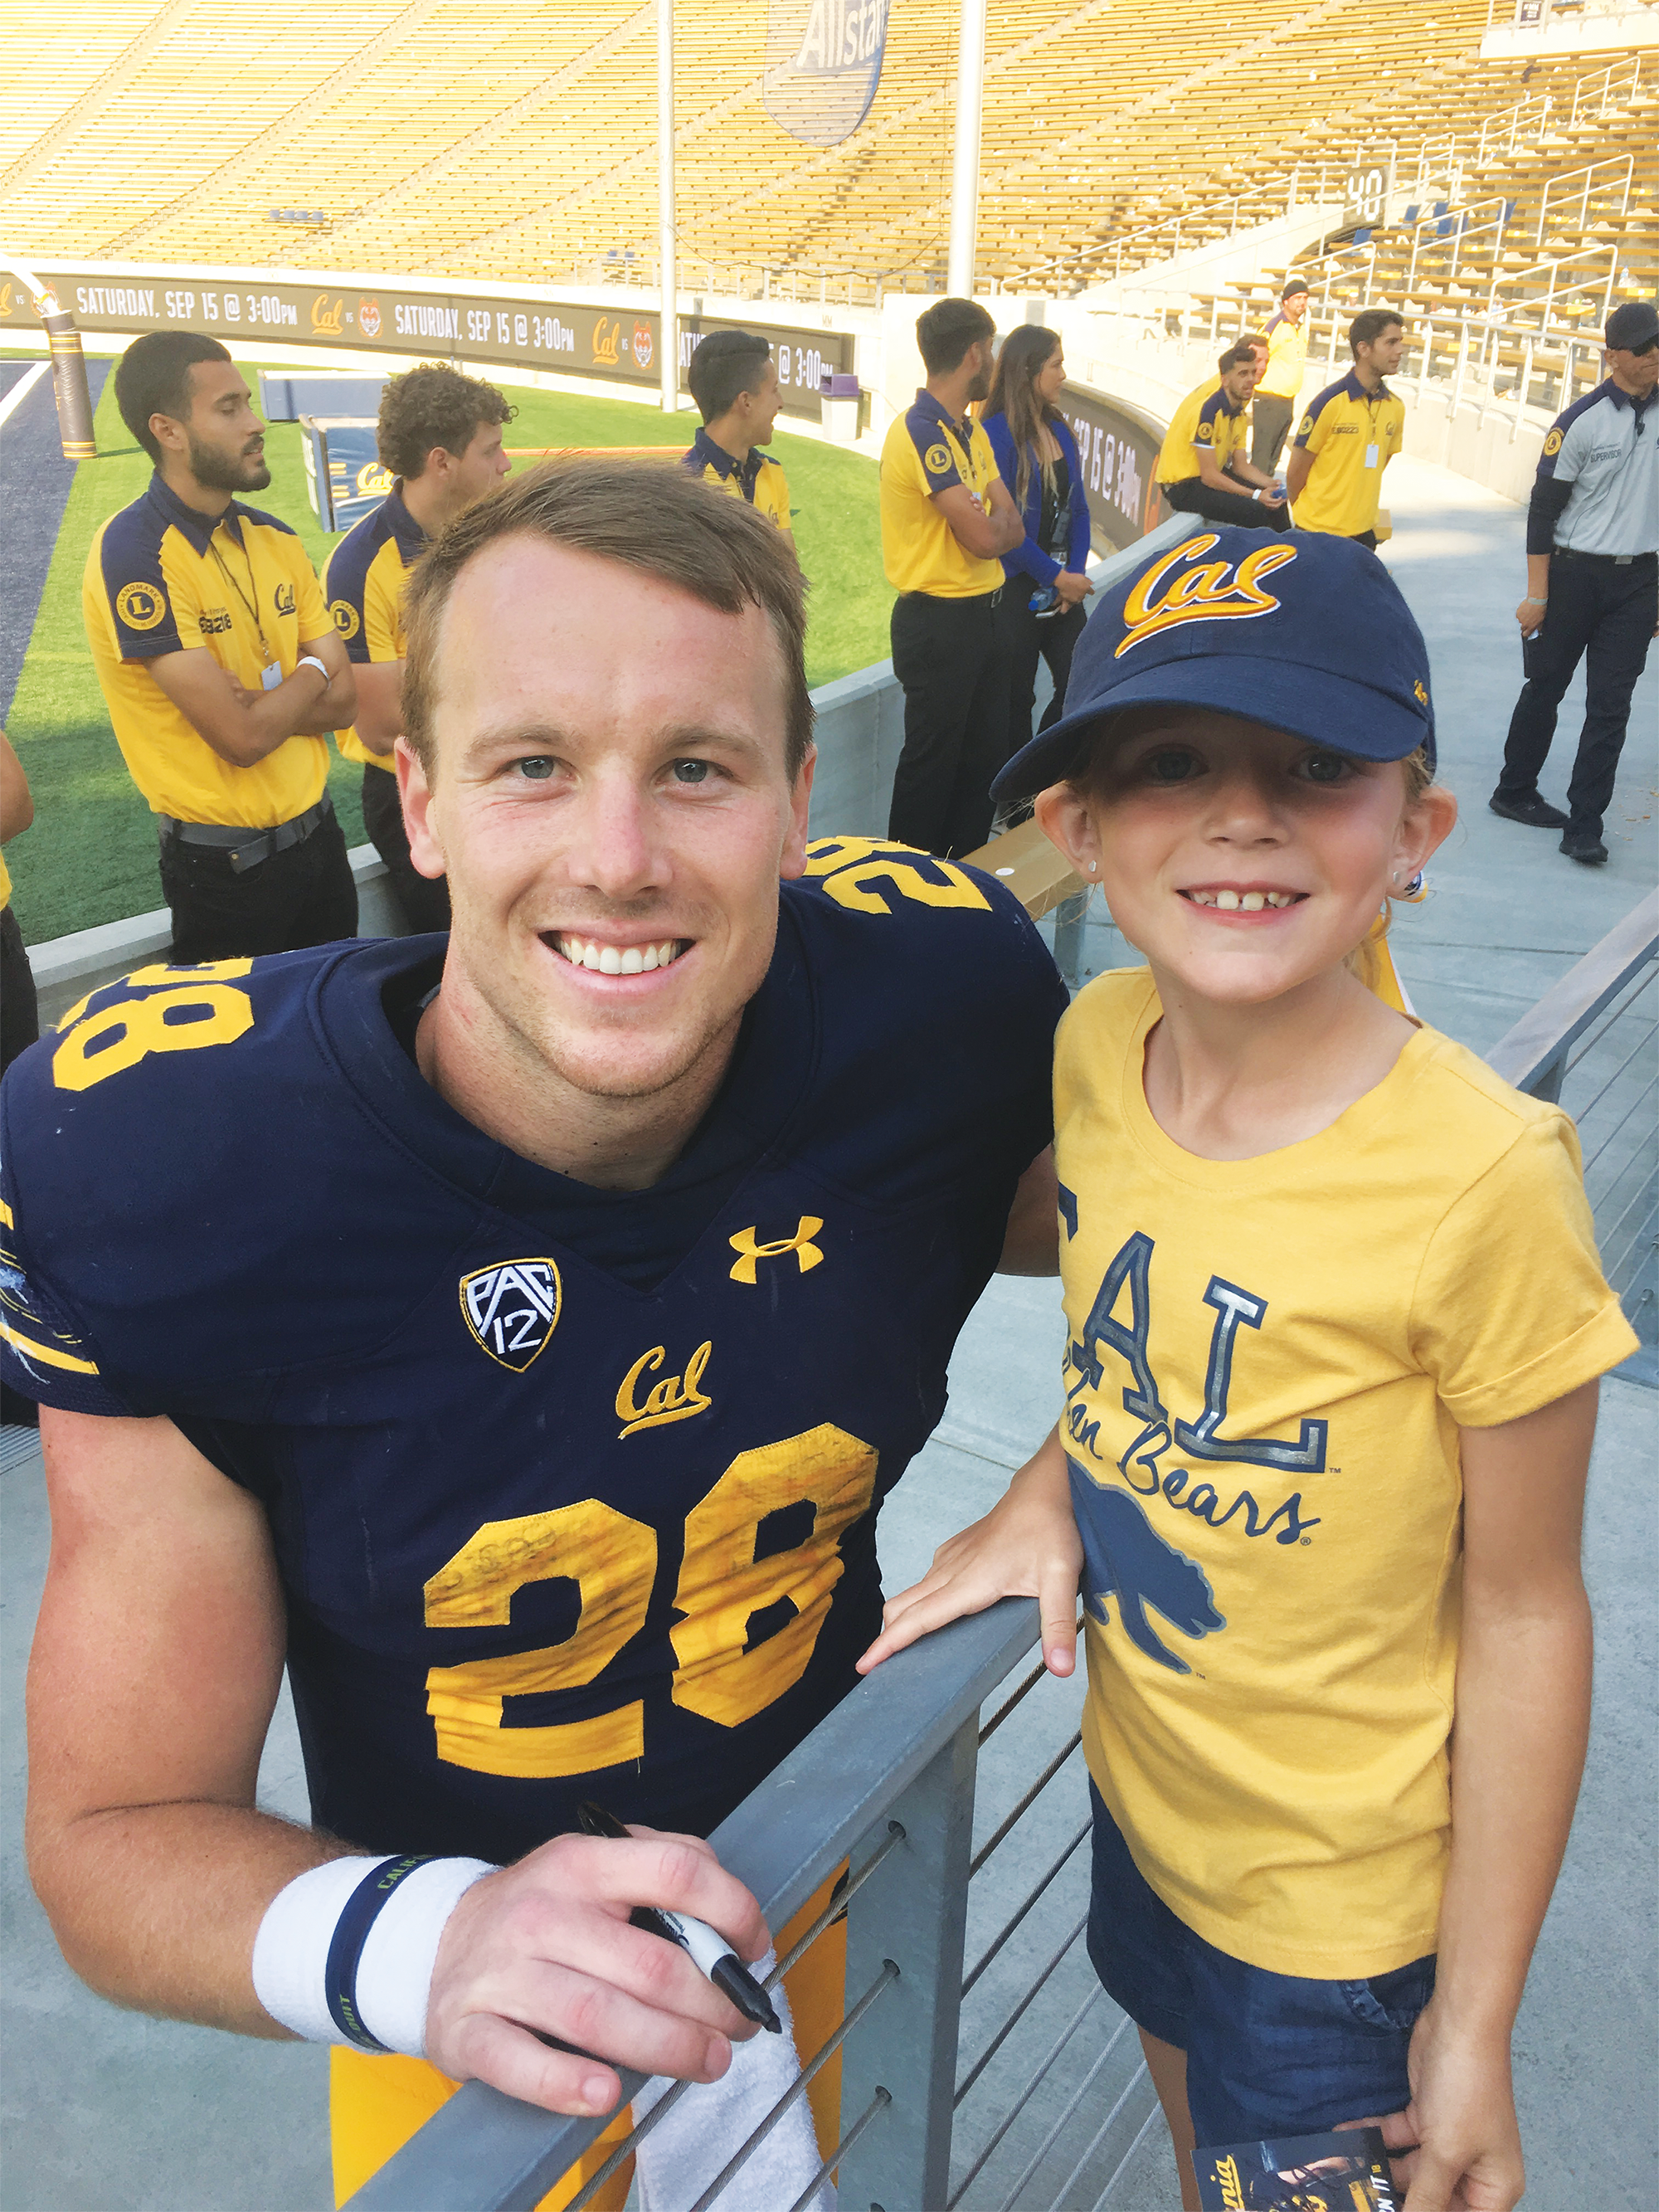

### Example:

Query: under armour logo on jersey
xmin=459 ymin=1258 xmax=562 ymax=1371
xmin=616 ymin=1340 xmax=713 ymax=1438
xmin=728 ymin=1216 xmax=825 ymax=1285
xmin=1116 ymin=536 xmax=1298 ymax=660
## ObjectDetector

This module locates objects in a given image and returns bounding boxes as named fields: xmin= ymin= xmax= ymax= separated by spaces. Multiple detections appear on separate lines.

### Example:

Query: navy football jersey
xmin=0 ymin=840 xmax=1066 ymax=1863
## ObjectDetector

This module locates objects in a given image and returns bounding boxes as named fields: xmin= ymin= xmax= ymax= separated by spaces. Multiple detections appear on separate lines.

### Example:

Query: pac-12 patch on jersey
xmin=460 ymin=1259 xmax=562 ymax=1370
xmin=0 ymin=855 xmax=1067 ymax=1863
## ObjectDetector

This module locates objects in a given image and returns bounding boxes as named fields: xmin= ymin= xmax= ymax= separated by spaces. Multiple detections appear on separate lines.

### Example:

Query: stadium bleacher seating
xmin=0 ymin=0 xmax=1650 ymax=315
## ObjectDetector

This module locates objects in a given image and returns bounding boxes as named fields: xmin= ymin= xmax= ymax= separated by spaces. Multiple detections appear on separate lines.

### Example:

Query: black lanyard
xmin=208 ymin=524 xmax=274 ymax=666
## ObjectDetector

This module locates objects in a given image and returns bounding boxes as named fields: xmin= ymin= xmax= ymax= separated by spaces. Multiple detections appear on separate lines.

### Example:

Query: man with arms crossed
xmin=85 ymin=333 xmax=358 ymax=959
xmin=6 ymin=462 xmax=1064 ymax=2207
xmin=325 ymin=363 xmax=513 ymax=932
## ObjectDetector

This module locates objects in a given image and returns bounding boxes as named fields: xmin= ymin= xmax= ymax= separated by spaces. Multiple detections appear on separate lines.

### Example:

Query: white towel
xmin=632 ymin=1949 xmax=835 ymax=2212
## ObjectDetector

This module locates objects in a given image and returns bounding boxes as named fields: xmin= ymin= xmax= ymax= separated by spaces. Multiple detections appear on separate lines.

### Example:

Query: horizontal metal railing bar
xmin=962 ymin=1819 xmax=1092 ymax=1997
xmin=950 ymin=1990 xmax=1114 ymax=2208
xmin=685 ymin=1960 xmax=900 ymax=2212
xmin=1486 ymin=892 xmax=1659 ymax=1096
xmin=969 ymin=1733 xmax=1083 ymax=1878
xmin=1043 ymin=2058 xmax=1151 ymax=2212
xmin=344 ymin=1596 xmax=1042 ymax=2210
xmin=989 ymin=2020 xmax=1138 ymax=2212
xmin=1584 ymin=1069 xmax=1659 ymax=1184
xmin=1563 ymin=966 xmax=1657 ymax=1094
xmin=955 ymin=1913 xmax=1091 ymax=2107
xmin=1090 ymin=2098 xmax=1163 ymax=2212
xmin=979 ymin=1656 xmax=1049 ymax=1747
xmin=786 ymin=2086 xmax=892 ymax=2212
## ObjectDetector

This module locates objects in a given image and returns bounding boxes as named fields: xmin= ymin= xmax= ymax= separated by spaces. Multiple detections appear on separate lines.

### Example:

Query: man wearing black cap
xmin=1251 ymin=278 xmax=1311 ymax=476
xmin=1491 ymin=297 xmax=1659 ymax=865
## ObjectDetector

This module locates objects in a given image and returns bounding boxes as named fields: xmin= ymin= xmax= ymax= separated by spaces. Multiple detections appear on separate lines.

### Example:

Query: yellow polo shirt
xmin=324 ymin=485 xmax=428 ymax=769
xmin=1257 ymin=308 xmax=1309 ymax=402
xmin=879 ymin=392 xmax=1004 ymax=598
xmin=1056 ymin=969 xmax=1636 ymax=1979
xmin=682 ymin=429 xmax=793 ymax=532
xmin=1292 ymin=372 xmax=1406 ymax=538
xmin=84 ymin=474 xmax=331 ymax=826
xmin=1155 ymin=382 xmax=1248 ymax=487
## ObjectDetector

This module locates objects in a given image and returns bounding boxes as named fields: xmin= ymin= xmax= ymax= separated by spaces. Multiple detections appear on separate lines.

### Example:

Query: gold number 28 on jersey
xmin=421 ymin=1423 xmax=878 ymax=1778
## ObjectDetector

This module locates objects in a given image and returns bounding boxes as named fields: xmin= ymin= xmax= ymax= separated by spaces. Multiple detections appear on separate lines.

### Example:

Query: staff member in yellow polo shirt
xmin=1287 ymin=308 xmax=1407 ymax=550
xmin=880 ymin=298 xmax=1024 ymax=858
xmin=1250 ymin=276 xmax=1310 ymax=474
xmin=1155 ymin=343 xmax=1291 ymax=534
xmin=324 ymin=363 xmax=513 ymax=933
xmin=683 ymin=331 xmax=794 ymax=543
xmin=85 ymin=333 xmax=356 ymax=962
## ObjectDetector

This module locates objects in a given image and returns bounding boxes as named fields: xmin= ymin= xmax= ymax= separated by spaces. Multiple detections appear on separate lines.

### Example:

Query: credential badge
xmin=460 ymin=1258 xmax=562 ymax=1372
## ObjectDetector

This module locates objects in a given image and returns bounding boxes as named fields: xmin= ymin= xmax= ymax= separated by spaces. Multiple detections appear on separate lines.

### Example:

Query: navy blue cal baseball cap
xmin=990 ymin=526 xmax=1436 ymax=802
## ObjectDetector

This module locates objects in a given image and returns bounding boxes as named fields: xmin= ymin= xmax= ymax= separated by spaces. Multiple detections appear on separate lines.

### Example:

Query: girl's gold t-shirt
xmin=1056 ymin=968 xmax=1636 ymax=1978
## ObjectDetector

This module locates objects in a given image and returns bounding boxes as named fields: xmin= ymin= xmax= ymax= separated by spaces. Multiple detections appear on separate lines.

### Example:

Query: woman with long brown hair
xmin=981 ymin=326 xmax=1094 ymax=785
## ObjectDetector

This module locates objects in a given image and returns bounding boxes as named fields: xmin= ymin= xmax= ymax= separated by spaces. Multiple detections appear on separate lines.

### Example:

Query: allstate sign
xmin=765 ymin=0 xmax=890 ymax=147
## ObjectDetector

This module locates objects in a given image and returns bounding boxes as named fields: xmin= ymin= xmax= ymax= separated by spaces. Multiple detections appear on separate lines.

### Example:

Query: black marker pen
xmin=576 ymin=1801 xmax=781 ymax=2034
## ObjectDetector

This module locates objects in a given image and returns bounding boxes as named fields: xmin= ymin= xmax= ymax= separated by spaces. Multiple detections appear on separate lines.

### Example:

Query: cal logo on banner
xmin=765 ymin=0 xmax=891 ymax=146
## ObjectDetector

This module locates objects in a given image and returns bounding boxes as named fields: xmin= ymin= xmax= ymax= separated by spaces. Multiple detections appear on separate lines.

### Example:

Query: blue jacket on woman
xmin=983 ymin=410 xmax=1093 ymax=587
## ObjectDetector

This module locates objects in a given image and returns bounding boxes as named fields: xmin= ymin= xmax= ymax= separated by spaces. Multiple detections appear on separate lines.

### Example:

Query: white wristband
xmin=296 ymin=654 xmax=331 ymax=683
xmin=252 ymin=1854 xmax=496 ymax=2057
xmin=1251 ymin=488 xmax=1262 ymax=502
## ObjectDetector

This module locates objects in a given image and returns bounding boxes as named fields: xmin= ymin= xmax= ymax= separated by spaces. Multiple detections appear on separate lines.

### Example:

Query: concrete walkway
xmin=1 ymin=454 xmax=1652 ymax=2210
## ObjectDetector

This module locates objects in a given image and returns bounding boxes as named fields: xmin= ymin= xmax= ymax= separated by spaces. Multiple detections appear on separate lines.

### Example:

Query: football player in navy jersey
xmin=5 ymin=459 xmax=1066 ymax=2205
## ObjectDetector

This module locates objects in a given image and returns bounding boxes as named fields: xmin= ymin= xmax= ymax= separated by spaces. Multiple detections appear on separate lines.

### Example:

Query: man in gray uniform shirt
xmin=1491 ymin=297 xmax=1659 ymax=864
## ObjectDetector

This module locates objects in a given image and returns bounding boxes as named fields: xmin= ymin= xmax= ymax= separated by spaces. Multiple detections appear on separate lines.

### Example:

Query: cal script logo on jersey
xmin=460 ymin=1258 xmax=562 ymax=1371
xmin=1115 ymin=535 xmax=1297 ymax=659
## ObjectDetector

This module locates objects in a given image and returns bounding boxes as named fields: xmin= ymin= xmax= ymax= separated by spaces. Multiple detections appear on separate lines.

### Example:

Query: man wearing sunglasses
xmin=1491 ymin=297 xmax=1659 ymax=865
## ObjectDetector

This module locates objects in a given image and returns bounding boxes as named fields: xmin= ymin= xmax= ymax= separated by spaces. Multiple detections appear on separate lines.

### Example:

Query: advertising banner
xmin=764 ymin=0 xmax=891 ymax=147
xmin=0 ymin=269 xmax=856 ymax=420
xmin=1056 ymin=382 xmax=1168 ymax=552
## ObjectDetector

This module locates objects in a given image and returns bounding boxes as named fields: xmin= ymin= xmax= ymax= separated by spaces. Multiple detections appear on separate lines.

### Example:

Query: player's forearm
xmin=1284 ymin=451 xmax=1312 ymax=504
xmin=1227 ymin=455 xmax=1277 ymax=491
xmin=1433 ymin=1575 xmax=1591 ymax=2039
xmin=27 ymin=1799 xmax=355 ymax=2036
xmin=1523 ymin=553 xmax=1551 ymax=605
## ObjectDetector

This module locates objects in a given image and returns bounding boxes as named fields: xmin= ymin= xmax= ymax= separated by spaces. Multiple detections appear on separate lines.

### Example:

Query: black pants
xmin=1250 ymin=393 xmax=1296 ymax=476
xmin=888 ymin=590 xmax=1009 ymax=859
xmin=362 ymin=761 xmax=450 ymax=933
xmin=997 ymin=588 xmax=1087 ymax=772
xmin=1497 ymin=553 xmax=1657 ymax=840
xmin=1163 ymin=480 xmax=1292 ymax=534
xmin=159 ymin=804 xmax=359 ymax=963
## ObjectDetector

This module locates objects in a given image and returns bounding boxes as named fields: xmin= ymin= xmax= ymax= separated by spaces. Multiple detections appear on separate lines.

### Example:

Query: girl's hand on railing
xmin=424 ymin=1827 xmax=769 ymax=2119
xmin=856 ymin=1430 xmax=1082 ymax=1678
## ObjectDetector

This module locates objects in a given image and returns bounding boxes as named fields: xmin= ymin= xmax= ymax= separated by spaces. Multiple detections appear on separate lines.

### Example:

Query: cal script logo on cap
xmin=1115 ymin=534 xmax=1299 ymax=660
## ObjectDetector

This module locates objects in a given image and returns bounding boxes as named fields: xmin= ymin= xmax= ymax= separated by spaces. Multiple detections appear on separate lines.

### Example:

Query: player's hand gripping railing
xmin=344 ymin=1593 xmax=1146 ymax=2211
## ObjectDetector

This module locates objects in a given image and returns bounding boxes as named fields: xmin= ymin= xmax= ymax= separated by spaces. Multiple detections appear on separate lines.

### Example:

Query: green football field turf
xmin=3 ymin=361 xmax=891 ymax=946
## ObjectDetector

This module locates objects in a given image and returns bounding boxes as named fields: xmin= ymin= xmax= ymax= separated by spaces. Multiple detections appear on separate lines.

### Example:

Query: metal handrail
xmin=1533 ymin=153 xmax=1634 ymax=248
xmin=1486 ymin=889 xmax=1659 ymax=1102
xmin=345 ymin=1597 xmax=1044 ymax=2210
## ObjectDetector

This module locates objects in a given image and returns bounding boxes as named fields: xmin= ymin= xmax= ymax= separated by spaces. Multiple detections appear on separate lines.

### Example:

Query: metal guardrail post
xmin=838 ymin=1714 xmax=980 ymax=2212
